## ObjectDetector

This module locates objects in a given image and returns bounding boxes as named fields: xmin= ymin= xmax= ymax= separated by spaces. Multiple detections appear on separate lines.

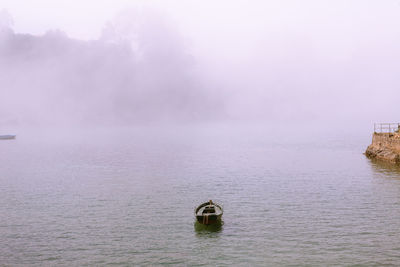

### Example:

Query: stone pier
xmin=365 ymin=132 xmax=400 ymax=164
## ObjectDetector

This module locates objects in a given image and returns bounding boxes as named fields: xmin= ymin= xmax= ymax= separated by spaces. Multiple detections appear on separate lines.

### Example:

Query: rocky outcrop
xmin=365 ymin=133 xmax=400 ymax=164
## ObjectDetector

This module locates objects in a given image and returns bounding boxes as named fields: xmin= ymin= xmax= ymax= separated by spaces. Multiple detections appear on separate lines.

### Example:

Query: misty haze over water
xmin=0 ymin=1 xmax=400 ymax=130
xmin=0 ymin=8 xmax=221 ymax=126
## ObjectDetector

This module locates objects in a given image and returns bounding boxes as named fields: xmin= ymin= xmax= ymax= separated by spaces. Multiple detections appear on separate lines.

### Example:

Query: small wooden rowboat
xmin=195 ymin=200 xmax=223 ymax=225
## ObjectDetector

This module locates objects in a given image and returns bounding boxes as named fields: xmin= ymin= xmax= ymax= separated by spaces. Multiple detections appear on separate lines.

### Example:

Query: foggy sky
xmin=1 ymin=1 xmax=400 ymax=128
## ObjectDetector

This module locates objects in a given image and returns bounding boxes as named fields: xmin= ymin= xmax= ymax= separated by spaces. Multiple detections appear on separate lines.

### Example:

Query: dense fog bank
xmin=1 ymin=2 xmax=400 ymax=132
xmin=0 ymin=10 xmax=222 ymax=127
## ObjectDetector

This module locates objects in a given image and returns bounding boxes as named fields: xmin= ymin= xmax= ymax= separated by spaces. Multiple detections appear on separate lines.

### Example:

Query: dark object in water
xmin=0 ymin=135 xmax=16 ymax=140
xmin=195 ymin=200 xmax=223 ymax=225
xmin=194 ymin=221 xmax=222 ymax=233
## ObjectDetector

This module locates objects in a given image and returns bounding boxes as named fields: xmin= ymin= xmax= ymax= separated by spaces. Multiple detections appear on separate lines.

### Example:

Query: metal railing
xmin=374 ymin=123 xmax=400 ymax=133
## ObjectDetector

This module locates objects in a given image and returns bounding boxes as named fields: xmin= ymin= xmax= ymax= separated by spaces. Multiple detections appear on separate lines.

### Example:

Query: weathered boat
xmin=0 ymin=135 xmax=16 ymax=140
xmin=195 ymin=200 xmax=223 ymax=225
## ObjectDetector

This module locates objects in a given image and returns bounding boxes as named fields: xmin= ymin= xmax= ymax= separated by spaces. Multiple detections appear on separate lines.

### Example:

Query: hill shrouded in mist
xmin=0 ymin=9 xmax=221 ymax=127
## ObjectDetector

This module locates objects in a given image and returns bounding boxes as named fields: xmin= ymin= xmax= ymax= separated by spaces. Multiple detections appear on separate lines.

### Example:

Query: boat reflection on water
xmin=194 ymin=221 xmax=223 ymax=234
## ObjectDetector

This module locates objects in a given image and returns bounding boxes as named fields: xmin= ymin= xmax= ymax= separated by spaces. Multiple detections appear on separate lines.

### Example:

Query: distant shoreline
xmin=0 ymin=135 xmax=16 ymax=140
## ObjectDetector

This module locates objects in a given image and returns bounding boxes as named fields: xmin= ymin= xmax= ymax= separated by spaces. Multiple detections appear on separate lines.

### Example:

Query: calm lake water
xmin=1 ymin=126 xmax=400 ymax=266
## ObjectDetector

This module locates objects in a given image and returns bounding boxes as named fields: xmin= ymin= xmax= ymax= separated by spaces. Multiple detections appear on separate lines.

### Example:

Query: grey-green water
xmin=1 ymin=127 xmax=400 ymax=266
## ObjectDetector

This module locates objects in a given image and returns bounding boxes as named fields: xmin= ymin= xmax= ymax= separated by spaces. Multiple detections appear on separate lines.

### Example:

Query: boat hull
xmin=196 ymin=214 xmax=222 ymax=225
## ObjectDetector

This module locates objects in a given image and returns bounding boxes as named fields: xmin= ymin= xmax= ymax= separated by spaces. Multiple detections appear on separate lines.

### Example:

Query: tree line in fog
xmin=0 ymin=9 xmax=222 ymax=127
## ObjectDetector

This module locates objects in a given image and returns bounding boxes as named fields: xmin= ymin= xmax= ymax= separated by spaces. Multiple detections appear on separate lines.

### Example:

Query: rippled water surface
xmin=1 ymin=127 xmax=400 ymax=266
